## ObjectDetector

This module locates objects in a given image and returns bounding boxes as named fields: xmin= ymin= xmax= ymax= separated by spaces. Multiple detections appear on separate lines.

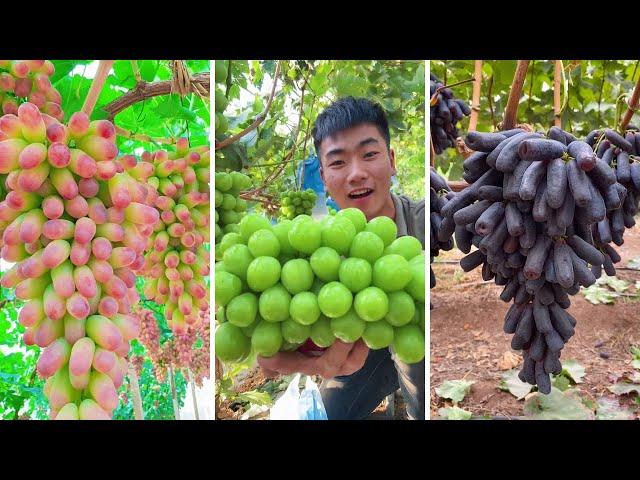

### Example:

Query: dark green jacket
xmin=391 ymin=193 xmax=425 ymax=249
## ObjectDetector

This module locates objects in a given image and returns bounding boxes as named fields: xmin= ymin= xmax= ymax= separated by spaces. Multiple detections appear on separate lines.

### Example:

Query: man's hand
xmin=257 ymin=340 xmax=369 ymax=379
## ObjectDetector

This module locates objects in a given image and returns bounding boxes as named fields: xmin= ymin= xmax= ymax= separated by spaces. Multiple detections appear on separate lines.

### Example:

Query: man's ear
xmin=389 ymin=148 xmax=397 ymax=176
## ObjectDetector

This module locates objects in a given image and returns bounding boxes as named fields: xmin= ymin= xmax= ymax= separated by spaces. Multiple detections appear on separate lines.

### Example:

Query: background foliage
xmin=217 ymin=60 xmax=425 ymax=201
xmin=431 ymin=60 xmax=640 ymax=180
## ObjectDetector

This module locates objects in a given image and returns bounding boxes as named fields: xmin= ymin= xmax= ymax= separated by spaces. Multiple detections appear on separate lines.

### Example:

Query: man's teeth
xmin=350 ymin=189 xmax=371 ymax=196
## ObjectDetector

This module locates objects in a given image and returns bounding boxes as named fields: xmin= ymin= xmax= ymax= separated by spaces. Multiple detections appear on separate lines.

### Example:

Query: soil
xmin=430 ymin=225 xmax=640 ymax=419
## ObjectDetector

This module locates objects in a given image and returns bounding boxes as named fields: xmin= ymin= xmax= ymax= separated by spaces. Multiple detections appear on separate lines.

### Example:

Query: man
xmin=258 ymin=97 xmax=425 ymax=420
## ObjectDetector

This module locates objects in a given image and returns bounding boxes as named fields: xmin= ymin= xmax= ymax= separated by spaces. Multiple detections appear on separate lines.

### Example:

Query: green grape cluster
xmin=214 ymin=208 xmax=426 ymax=366
xmin=327 ymin=206 xmax=337 ymax=216
xmin=214 ymin=171 xmax=252 ymax=247
xmin=279 ymin=189 xmax=317 ymax=219
xmin=214 ymin=61 xmax=229 ymax=140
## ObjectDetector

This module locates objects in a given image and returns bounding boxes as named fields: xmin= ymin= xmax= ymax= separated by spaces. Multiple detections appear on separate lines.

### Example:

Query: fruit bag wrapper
xmin=270 ymin=374 xmax=328 ymax=420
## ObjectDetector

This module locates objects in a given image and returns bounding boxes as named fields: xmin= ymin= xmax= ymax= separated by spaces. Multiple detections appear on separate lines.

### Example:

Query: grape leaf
xmin=608 ymin=382 xmax=640 ymax=396
xmin=523 ymin=388 xmax=595 ymax=420
xmin=438 ymin=406 xmax=472 ymax=420
xmin=552 ymin=375 xmax=572 ymax=392
xmin=597 ymin=275 xmax=629 ymax=293
xmin=595 ymin=397 xmax=635 ymax=420
xmin=561 ymin=360 xmax=586 ymax=384
xmin=582 ymin=284 xmax=618 ymax=304
xmin=436 ymin=379 xmax=474 ymax=403
xmin=499 ymin=369 xmax=533 ymax=400
xmin=628 ymin=258 xmax=640 ymax=270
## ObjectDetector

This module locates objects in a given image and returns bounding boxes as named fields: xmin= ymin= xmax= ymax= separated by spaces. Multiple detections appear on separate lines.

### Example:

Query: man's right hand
xmin=257 ymin=339 xmax=369 ymax=379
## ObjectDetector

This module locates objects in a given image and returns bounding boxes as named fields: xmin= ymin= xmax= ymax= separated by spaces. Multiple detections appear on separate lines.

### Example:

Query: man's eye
xmin=364 ymin=151 xmax=378 ymax=159
xmin=329 ymin=160 xmax=344 ymax=167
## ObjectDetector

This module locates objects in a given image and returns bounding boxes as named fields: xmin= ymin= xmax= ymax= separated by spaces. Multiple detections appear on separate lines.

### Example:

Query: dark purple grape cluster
xmin=430 ymin=74 xmax=471 ymax=155
xmin=438 ymin=126 xmax=638 ymax=394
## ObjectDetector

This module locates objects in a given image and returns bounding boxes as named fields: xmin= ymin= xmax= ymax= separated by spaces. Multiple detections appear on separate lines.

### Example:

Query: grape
xmin=0 ymin=103 xmax=157 ymax=418
xmin=438 ymin=126 xmax=639 ymax=394
xmin=278 ymin=189 xmax=317 ymax=219
xmin=429 ymin=169 xmax=455 ymax=301
xmin=214 ymin=208 xmax=425 ymax=365
xmin=430 ymin=74 xmax=471 ymax=155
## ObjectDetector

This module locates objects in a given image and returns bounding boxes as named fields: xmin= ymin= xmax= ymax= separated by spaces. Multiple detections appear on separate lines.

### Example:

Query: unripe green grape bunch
xmin=0 ymin=60 xmax=64 ymax=121
xmin=0 ymin=103 xmax=160 ymax=420
xmin=134 ymin=139 xmax=211 ymax=334
xmin=279 ymin=189 xmax=317 ymax=220
xmin=214 ymin=61 xmax=229 ymax=140
xmin=214 ymin=208 xmax=426 ymax=366
xmin=214 ymin=170 xmax=252 ymax=243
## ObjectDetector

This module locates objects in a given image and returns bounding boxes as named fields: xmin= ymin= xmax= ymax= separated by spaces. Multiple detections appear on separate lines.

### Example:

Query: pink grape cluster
xmin=0 ymin=60 xmax=63 ymax=121
xmin=0 ymin=103 xmax=159 ymax=420
xmin=134 ymin=307 xmax=210 ymax=386
xmin=138 ymin=139 xmax=211 ymax=334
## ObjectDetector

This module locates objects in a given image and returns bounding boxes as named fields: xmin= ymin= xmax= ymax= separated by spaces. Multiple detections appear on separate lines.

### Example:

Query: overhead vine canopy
xmin=432 ymin=60 xmax=640 ymax=181
xmin=216 ymin=60 xmax=425 ymax=201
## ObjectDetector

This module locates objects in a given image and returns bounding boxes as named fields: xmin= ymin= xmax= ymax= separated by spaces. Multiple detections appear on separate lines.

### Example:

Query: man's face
xmin=319 ymin=123 xmax=396 ymax=220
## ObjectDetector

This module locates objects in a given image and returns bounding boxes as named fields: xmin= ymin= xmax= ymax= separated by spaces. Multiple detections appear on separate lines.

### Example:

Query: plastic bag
xmin=270 ymin=374 xmax=328 ymax=420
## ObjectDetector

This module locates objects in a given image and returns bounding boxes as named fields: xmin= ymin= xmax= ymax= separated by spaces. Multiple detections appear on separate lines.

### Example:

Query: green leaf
xmin=523 ymin=388 xmax=595 ymax=420
xmin=552 ymin=375 xmax=572 ymax=392
xmin=238 ymin=390 xmax=272 ymax=406
xmin=582 ymin=284 xmax=618 ymax=304
xmin=632 ymin=360 xmax=640 ymax=370
xmin=435 ymin=379 xmax=474 ymax=403
xmin=598 ymin=275 xmax=629 ymax=293
xmin=561 ymin=360 xmax=586 ymax=384
xmin=499 ymin=369 xmax=533 ymax=400
xmin=608 ymin=382 xmax=640 ymax=396
xmin=438 ymin=406 xmax=472 ymax=420
xmin=595 ymin=397 xmax=635 ymax=420
xmin=628 ymin=257 xmax=640 ymax=270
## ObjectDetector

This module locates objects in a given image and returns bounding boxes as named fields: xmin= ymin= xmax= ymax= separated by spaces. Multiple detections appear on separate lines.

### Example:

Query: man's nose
xmin=346 ymin=159 xmax=368 ymax=184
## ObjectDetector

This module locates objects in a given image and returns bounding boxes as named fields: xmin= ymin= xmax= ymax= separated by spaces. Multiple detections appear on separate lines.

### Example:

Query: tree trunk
xmin=188 ymin=368 xmax=200 ymax=420
xmin=168 ymin=366 xmax=181 ymax=420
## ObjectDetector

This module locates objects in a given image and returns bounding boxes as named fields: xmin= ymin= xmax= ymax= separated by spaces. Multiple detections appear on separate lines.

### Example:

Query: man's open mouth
xmin=348 ymin=188 xmax=374 ymax=199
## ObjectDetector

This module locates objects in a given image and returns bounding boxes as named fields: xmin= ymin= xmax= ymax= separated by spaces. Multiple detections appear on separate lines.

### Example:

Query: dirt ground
xmin=430 ymin=225 xmax=640 ymax=419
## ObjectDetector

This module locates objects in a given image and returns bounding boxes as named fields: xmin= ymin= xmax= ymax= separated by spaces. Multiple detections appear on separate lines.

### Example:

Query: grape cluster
xmin=215 ymin=209 xmax=425 ymax=365
xmin=439 ymin=126 xmax=636 ymax=394
xmin=279 ymin=189 xmax=317 ymax=219
xmin=135 ymin=140 xmax=210 ymax=334
xmin=429 ymin=170 xmax=454 ymax=295
xmin=214 ymin=61 xmax=228 ymax=140
xmin=0 ymin=60 xmax=63 ymax=120
xmin=430 ymin=74 xmax=471 ymax=155
xmin=214 ymin=171 xmax=252 ymax=242
xmin=135 ymin=307 xmax=210 ymax=386
xmin=0 ymin=103 xmax=159 ymax=419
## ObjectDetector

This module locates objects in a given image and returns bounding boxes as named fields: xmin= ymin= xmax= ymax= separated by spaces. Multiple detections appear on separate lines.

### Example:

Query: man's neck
xmin=367 ymin=193 xmax=396 ymax=221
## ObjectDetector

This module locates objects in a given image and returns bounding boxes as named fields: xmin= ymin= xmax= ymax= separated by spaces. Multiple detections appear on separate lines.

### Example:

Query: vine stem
xmin=619 ymin=74 xmax=640 ymax=132
xmin=168 ymin=366 xmax=180 ymax=420
xmin=127 ymin=362 xmax=145 ymax=420
xmin=502 ymin=60 xmax=530 ymax=130
xmin=103 ymin=72 xmax=210 ymax=121
xmin=215 ymin=61 xmax=282 ymax=150
xmin=81 ymin=60 xmax=114 ymax=117
xmin=469 ymin=61 xmax=483 ymax=132
xmin=188 ymin=368 xmax=200 ymax=420
xmin=554 ymin=60 xmax=562 ymax=127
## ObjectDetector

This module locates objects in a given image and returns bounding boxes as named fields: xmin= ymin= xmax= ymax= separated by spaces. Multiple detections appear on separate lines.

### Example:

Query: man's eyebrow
xmin=359 ymin=137 xmax=380 ymax=148
xmin=325 ymin=138 xmax=380 ymax=158
xmin=325 ymin=147 xmax=345 ymax=158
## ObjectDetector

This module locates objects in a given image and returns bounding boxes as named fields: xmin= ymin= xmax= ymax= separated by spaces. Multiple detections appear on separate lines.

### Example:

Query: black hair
xmin=312 ymin=96 xmax=390 ymax=157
